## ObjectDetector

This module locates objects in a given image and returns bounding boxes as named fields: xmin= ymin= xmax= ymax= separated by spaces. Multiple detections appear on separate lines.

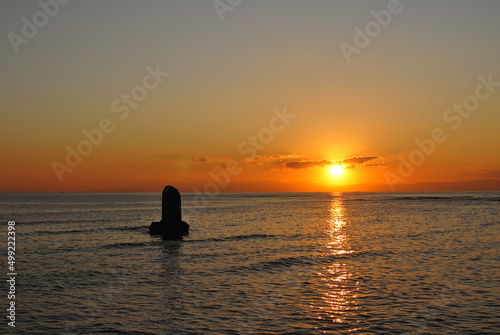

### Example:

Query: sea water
xmin=1 ymin=192 xmax=499 ymax=334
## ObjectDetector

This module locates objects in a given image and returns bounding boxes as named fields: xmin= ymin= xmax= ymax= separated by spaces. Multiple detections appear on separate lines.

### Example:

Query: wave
xmin=21 ymin=219 xmax=99 ymax=225
xmin=226 ymin=233 xmax=275 ymax=241
xmin=233 ymin=249 xmax=377 ymax=273
xmin=185 ymin=233 xmax=277 ymax=244
xmin=201 ymin=192 xmax=332 ymax=199
xmin=104 ymin=241 xmax=154 ymax=249
xmin=24 ymin=224 xmax=148 ymax=236
xmin=390 ymin=196 xmax=474 ymax=201
xmin=478 ymin=221 xmax=499 ymax=228
xmin=394 ymin=195 xmax=500 ymax=201
xmin=103 ymin=225 xmax=147 ymax=232
xmin=348 ymin=196 xmax=500 ymax=202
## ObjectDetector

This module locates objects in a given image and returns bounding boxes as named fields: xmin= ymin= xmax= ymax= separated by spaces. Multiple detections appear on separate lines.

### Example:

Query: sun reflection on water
xmin=314 ymin=194 xmax=359 ymax=328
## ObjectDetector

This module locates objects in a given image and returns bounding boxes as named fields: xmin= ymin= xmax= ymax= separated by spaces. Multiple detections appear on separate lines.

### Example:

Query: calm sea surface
xmin=1 ymin=192 xmax=499 ymax=334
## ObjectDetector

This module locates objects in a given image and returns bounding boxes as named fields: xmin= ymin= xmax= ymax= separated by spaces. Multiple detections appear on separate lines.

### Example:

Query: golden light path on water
xmin=314 ymin=194 xmax=360 ymax=329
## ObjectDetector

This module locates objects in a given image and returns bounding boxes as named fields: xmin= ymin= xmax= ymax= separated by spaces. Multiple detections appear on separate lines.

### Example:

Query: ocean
xmin=1 ymin=192 xmax=499 ymax=334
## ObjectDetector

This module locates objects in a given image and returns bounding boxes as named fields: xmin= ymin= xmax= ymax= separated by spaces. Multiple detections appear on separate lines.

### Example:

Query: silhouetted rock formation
xmin=150 ymin=186 xmax=189 ymax=238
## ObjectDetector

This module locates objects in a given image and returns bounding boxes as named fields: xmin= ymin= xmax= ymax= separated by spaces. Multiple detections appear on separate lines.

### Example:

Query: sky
xmin=1 ymin=0 xmax=499 ymax=192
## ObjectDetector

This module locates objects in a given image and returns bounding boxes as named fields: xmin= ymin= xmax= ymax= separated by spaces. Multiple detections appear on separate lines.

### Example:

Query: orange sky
xmin=1 ymin=1 xmax=499 ymax=193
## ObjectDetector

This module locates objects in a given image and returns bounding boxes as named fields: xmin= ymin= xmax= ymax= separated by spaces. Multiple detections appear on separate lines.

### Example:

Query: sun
xmin=329 ymin=164 xmax=344 ymax=176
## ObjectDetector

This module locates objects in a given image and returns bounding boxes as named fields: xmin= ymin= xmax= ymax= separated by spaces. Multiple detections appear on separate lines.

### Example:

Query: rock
xmin=149 ymin=186 xmax=189 ymax=238
xmin=149 ymin=220 xmax=189 ymax=238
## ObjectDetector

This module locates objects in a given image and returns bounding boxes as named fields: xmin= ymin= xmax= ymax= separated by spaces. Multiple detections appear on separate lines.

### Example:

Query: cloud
xmin=243 ymin=154 xmax=302 ymax=163
xmin=192 ymin=156 xmax=232 ymax=163
xmin=192 ymin=157 xmax=211 ymax=163
xmin=242 ymin=154 xmax=303 ymax=168
xmin=465 ymin=167 xmax=500 ymax=179
xmin=283 ymin=159 xmax=331 ymax=169
xmin=281 ymin=155 xmax=383 ymax=170
xmin=193 ymin=154 xmax=383 ymax=171
xmin=342 ymin=156 xmax=379 ymax=165
xmin=341 ymin=156 xmax=383 ymax=169
xmin=364 ymin=162 xmax=384 ymax=168
xmin=484 ymin=169 xmax=500 ymax=179
xmin=256 ymin=154 xmax=302 ymax=162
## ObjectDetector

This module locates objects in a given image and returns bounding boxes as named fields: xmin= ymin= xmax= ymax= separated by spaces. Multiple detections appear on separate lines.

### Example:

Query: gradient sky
xmin=1 ymin=0 xmax=499 ymax=192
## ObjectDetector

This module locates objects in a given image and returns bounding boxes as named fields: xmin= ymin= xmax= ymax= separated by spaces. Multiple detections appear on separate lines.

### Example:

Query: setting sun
xmin=330 ymin=164 xmax=344 ymax=176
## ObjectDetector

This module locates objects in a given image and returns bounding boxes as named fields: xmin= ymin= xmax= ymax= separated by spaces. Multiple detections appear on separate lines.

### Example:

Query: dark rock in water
xmin=149 ymin=220 xmax=189 ymax=238
xmin=161 ymin=185 xmax=182 ymax=223
xmin=149 ymin=186 xmax=189 ymax=238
